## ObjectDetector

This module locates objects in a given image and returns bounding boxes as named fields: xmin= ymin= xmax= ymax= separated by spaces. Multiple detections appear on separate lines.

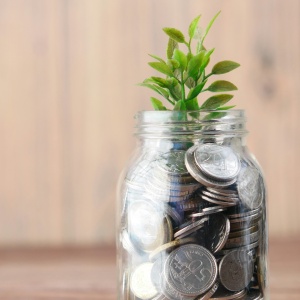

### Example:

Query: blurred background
xmin=0 ymin=0 xmax=298 ymax=247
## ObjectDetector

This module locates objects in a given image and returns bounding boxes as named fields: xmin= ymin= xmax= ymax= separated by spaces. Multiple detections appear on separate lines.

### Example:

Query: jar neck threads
xmin=135 ymin=110 xmax=248 ymax=140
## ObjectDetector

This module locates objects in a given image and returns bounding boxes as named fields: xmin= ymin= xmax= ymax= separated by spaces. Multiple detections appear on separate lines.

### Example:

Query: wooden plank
xmin=0 ymin=239 xmax=297 ymax=299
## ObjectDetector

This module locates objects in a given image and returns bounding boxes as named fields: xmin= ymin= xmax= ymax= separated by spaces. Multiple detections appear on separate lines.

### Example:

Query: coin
xmin=202 ymin=190 xmax=240 ymax=202
xmin=201 ymin=194 xmax=237 ymax=207
xmin=210 ymin=286 xmax=246 ymax=299
xmin=224 ymin=231 xmax=260 ymax=249
xmin=195 ymin=282 xmax=219 ymax=300
xmin=121 ymin=230 xmax=141 ymax=255
xmin=174 ymin=217 xmax=209 ymax=239
xmin=149 ymin=237 xmax=196 ymax=262
xmin=185 ymin=147 xmax=237 ymax=188
xmin=128 ymin=201 xmax=172 ymax=252
xmin=189 ymin=206 xmax=227 ymax=218
xmin=130 ymin=263 xmax=158 ymax=299
xmin=194 ymin=144 xmax=240 ymax=181
xmin=217 ymin=241 xmax=259 ymax=256
xmin=200 ymin=214 xmax=230 ymax=253
xmin=207 ymin=187 xmax=239 ymax=197
xmin=227 ymin=207 xmax=261 ymax=219
xmin=219 ymin=249 xmax=254 ymax=291
xmin=237 ymin=164 xmax=263 ymax=210
xmin=165 ymin=244 xmax=218 ymax=297
xmin=161 ymin=279 xmax=195 ymax=300
xmin=228 ymin=225 xmax=259 ymax=238
xmin=243 ymin=289 xmax=263 ymax=300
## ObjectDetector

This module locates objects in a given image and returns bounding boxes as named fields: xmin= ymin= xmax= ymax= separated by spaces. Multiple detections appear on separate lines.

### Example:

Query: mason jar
xmin=117 ymin=110 xmax=268 ymax=300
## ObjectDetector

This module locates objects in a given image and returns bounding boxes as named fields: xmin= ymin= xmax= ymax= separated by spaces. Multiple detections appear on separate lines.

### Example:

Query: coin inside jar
xmin=128 ymin=201 xmax=172 ymax=252
xmin=164 ymin=244 xmax=218 ymax=297
xmin=130 ymin=262 xmax=158 ymax=299
xmin=219 ymin=249 xmax=254 ymax=291
xmin=194 ymin=144 xmax=240 ymax=181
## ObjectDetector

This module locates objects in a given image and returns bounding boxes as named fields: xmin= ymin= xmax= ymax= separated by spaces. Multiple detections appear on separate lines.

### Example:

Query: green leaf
xmin=187 ymin=80 xmax=207 ymax=100
xmin=207 ymin=80 xmax=238 ymax=92
xmin=187 ymin=51 xmax=205 ymax=80
xmin=148 ymin=62 xmax=174 ymax=77
xmin=185 ymin=77 xmax=195 ymax=89
xmin=150 ymin=97 xmax=167 ymax=110
xmin=189 ymin=15 xmax=201 ymax=39
xmin=185 ymin=98 xmax=200 ymax=111
xmin=139 ymin=83 xmax=170 ymax=99
xmin=173 ymin=49 xmax=187 ymax=71
xmin=169 ymin=84 xmax=182 ymax=101
xmin=219 ymin=105 xmax=236 ymax=110
xmin=212 ymin=61 xmax=240 ymax=74
xmin=163 ymin=27 xmax=186 ymax=43
xmin=174 ymin=100 xmax=187 ymax=111
xmin=200 ymin=94 xmax=234 ymax=110
xmin=167 ymin=38 xmax=178 ymax=59
xmin=148 ymin=54 xmax=165 ymax=63
xmin=200 ymin=49 xmax=215 ymax=73
xmin=201 ymin=11 xmax=221 ymax=45
xmin=150 ymin=77 xmax=177 ymax=88
xmin=167 ymin=59 xmax=180 ymax=70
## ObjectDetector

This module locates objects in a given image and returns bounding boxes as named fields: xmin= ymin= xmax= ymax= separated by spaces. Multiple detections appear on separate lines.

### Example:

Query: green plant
xmin=140 ymin=12 xmax=240 ymax=111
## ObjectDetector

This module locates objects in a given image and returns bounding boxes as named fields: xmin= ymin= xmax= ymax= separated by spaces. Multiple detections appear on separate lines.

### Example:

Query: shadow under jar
xmin=117 ymin=110 xmax=268 ymax=300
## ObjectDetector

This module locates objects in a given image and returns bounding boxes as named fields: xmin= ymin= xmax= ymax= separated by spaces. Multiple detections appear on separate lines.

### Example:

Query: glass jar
xmin=117 ymin=110 xmax=268 ymax=300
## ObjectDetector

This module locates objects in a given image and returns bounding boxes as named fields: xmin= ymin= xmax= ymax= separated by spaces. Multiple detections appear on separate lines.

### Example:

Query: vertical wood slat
xmin=0 ymin=0 xmax=298 ymax=245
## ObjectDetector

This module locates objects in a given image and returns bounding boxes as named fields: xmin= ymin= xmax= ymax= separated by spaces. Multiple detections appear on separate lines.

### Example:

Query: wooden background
xmin=0 ymin=0 xmax=299 ymax=246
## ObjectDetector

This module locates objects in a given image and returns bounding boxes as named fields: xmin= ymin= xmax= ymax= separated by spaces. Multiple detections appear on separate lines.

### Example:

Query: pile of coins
xmin=121 ymin=143 xmax=266 ymax=300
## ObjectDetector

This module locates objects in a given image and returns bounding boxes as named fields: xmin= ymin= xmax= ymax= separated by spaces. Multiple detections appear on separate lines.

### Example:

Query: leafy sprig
xmin=140 ymin=12 xmax=240 ymax=111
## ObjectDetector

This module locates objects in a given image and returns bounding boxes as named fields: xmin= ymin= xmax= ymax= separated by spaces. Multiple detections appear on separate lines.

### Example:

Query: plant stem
xmin=205 ymin=72 xmax=213 ymax=80
xmin=180 ymin=71 xmax=185 ymax=101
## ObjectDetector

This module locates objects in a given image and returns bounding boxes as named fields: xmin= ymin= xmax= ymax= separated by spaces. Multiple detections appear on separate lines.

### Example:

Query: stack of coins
xmin=121 ymin=143 xmax=265 ymax=300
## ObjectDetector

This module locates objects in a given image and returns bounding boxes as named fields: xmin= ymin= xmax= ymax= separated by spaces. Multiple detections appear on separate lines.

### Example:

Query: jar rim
xmin=135 ymin=109 xmax=247 ymax=138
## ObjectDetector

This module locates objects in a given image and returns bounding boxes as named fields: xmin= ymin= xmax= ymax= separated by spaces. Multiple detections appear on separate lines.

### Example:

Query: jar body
xmin=117 ymin=111 xmax=268 ymax=300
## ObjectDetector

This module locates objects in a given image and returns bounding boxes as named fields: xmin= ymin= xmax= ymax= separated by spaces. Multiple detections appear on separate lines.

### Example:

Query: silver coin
xmin=194 ymin=144 xmax=240 ymax=181
xmin=201 ymin=195 xmax=237 ymax=207
xmin=219 ymin=249 xmax=254 ymax=291
xmin=228 ymin=225 xmax=259 ymax=238
xmin=228 ymin=207 xmax=261 ymax=219
xmin=149 ymin=237 xmax=197 ymax=262
xmin=161 ymin=279 xmax=194 ymax=300
xmin=217 ymin=241 xmax=259 ymax=256
xmin=196 ymin=282 xmax=219 ymax=300
xmin=130 ymin=262 xmax=159 ymax=299
xmin=243 ymin=289 xmax=263 ymax=300
xmin=121 ymin=230 xmax=141 ymax=255
xmin=196 ymin=214 xmax=230 ymax=253
xmin=189 ymin=206 xmax=227 ymax=218
xmin=165 ymin=244 xmax=218 ymax=297
xmin=177 ymin=193 xmax=213 ymax=212
xmin=202 ymin=190 xmax=240 ymax=202
xmin=210 ymin=286 xmax=246 ymax=299
xmin=128 ymin=201 xmax=171 ymax=252
xmin=230 ymin=213 xmax=261 ymax=224
xmin=207 ymin=187 xmax=239 ymax=197
xmin=224 ymin=231 xmax=260 ymax=249
xmin=237 ymin=165 xmax=263 ymax=210
xmin=230 ymin=217 xmax=261 ymax=231
xmin=185 ymin=148 xmax=236 ymax=188
xmin=174 ymin=217 xmax=209 ymax=239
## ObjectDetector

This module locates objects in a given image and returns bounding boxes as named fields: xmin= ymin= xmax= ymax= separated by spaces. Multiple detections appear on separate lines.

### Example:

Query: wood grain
xmin=0 ymin=0 xmax=298 ymax=245
xmin=0 ymin=239 xmax=298 ymax=299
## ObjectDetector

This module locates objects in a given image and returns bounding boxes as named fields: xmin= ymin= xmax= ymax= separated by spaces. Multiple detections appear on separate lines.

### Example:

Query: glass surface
xmin=117 ymin=110 xmax=268 ymax=300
